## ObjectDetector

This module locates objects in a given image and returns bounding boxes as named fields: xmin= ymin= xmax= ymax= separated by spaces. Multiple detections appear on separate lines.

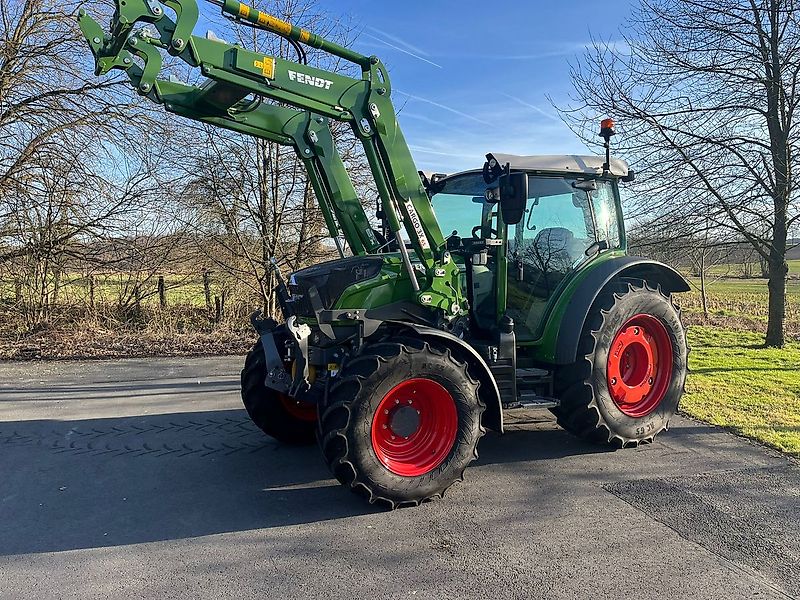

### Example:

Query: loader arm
xmin=77 ymin=0 xmax=466 ymax=316
xmin=78 ymin=9 xmax=379 ymax=256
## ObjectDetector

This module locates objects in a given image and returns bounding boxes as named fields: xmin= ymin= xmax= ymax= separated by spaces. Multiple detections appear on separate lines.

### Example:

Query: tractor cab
xmin=429 ymin=154 xmax=630 ymax=343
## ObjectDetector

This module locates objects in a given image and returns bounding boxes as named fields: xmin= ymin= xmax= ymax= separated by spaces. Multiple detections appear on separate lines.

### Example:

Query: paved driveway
xmin=0 ymin=357 xmax=797 ymax=599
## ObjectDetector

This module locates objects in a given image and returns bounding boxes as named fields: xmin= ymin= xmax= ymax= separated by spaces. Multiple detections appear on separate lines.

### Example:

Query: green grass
xmin=683 ymin=326 xmax=800 ymax=457
xmin=0 ymin=273 xmax=211 ymax=308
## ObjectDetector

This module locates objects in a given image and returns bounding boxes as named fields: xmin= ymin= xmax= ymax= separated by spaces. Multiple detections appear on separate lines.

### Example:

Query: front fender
xmin=547 ymin=256 xmax=689 ymax=365
xmin=388 ymin=321 xmax=504 ymax=433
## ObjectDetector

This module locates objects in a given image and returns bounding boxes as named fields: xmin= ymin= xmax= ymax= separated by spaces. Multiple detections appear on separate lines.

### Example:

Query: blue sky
xmin=331 ymin=0 xmax=635 ymax=172
xmin=200 ymin=0 xmax=635 ymax=173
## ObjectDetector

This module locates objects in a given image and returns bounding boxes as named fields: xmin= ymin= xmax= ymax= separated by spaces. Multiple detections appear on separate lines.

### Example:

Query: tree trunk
xmin=765 ymin=255 xmax=788 ymax=347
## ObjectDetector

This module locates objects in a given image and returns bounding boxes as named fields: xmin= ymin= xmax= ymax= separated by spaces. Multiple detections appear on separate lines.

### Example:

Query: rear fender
xmin=550 ymin=257 xmax=689 ymax=365
xmin=388 ymin=322 xmax=504 ymax=433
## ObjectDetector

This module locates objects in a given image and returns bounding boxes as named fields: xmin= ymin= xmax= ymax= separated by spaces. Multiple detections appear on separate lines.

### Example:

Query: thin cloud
xmin=445 ymin=40 xmax=629 ymax=61
xmin=395 ymin=91 xmax=491 ymax=126
xmin=408 ymin=144 xmax=478 ymax=160
xmin=398 ymin=111 xmax=474 ymax=136
xmin=367 ymin=26 xmax=432 ymax=58
xmin=362 ymin=33 xmax=443 ymax=68
xmin=500 ymin=93 xmax=561 ymax=122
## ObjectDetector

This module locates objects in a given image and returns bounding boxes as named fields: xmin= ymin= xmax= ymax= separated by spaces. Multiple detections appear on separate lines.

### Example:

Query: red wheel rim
xmin=606 ymin=314 xmax=673 ymax=418
xmin=279 ymin=394 xmax=317 ymax=422
xmin=371 ymin=378 xmax=458 ymax=477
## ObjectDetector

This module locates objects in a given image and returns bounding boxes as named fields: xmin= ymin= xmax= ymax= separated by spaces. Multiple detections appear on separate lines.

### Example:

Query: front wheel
xmin=555 ymin=281 xmax=688 ymax=447
xmin=317 ymin=338 xmax=485 ymax=508
xmin=241 ymin=340 xmax=317 ymax=445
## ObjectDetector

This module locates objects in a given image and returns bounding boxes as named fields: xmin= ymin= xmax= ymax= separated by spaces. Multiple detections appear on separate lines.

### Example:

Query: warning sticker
xmin=253 ymin=56 xmax=275 ymax=79
xmin=257 ymin=11 xmax=293 ymax=36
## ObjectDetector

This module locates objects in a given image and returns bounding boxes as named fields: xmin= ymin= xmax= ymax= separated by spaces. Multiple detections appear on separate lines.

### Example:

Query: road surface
xmin=0 ymin=357 xmax=798 ymax=599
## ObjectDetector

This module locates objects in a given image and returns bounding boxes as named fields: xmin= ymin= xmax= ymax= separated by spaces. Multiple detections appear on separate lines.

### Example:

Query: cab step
xmin=503 ymin=393 xmax=560 ymax=410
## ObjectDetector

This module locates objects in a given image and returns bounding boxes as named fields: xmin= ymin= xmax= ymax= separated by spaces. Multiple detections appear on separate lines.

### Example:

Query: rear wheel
xmin=317 ymin=338 xmax=484 ymax=508
xmin=241 ymin=340 xmax=317 ymax=445
xmin=555 ymin=281 xmax=687 ymax=447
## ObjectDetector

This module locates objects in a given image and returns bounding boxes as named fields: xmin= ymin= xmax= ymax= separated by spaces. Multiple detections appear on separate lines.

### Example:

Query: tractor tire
xmin=317 ymin=338 xmax=484 ymax=508
xmin=555 ymin=281 xmax=687 ymax=448
xmin=240 ymin=341 xmax=317 ymax=445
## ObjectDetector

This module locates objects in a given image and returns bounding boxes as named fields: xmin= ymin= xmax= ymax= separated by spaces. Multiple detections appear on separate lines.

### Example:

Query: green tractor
xmin=79 ymin=0 xmax=689 ymax=508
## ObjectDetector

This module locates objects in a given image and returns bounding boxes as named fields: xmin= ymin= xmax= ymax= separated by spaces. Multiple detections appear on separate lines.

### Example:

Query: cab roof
xmin=487 ymin=153 xmax=629 ymax=178
xmin=426 ymin=154 xmax=630 ymax=183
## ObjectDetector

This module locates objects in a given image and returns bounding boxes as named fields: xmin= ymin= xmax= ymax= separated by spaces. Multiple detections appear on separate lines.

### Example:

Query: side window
xmin=518 ymin=191 xmax=595 ymax=270
xmin=592 ymin=182 xmax=621 ymax=248
xmin=506 ymin=179 xmax=598 ymax=341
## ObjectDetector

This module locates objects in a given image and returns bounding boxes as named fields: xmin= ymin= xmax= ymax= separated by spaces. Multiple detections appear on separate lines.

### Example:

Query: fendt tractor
xmin=79 ymin=0 xmax=689 ymax=507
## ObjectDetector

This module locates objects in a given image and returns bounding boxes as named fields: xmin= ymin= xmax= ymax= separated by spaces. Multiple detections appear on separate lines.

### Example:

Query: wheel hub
xmin=371 ymin=378 xmax=458 ymax=477
xmin=388 ymin=404 xmax=421 ymax=438
xmin=607 ymin=314 xmax=673 ymax=418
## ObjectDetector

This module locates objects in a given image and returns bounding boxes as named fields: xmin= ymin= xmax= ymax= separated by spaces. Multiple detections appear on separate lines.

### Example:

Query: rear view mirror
xmin=499 ymin=172 xmax=527 ymax=225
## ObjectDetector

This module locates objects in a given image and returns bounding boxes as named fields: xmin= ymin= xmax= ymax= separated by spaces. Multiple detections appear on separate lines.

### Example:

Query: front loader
xmin=78 ymin=0 xmax=690 ymax=508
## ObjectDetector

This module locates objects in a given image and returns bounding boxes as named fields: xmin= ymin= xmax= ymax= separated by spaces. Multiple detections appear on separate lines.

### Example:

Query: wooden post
xmin=89 ymin=275 xmax=95 ymax=309
xmin=158 ymin=276 xmax=166 ymax=308
xmin=214 ymin=295 xmax=221 ymax=323
xmin=700 ymin=251 xmax=708 ymax=319
xmin=203 ymin=270 xmax=212 ymax=312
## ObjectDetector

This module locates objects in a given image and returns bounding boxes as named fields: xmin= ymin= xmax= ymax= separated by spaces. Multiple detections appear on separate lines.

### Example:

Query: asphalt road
xmin=0 ymin=357 xmax=798 ymax=600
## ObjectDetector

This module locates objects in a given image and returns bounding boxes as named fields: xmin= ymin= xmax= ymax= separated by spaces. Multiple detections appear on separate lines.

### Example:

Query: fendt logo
xmin=288 ymin=70 xmax=333 ymax=90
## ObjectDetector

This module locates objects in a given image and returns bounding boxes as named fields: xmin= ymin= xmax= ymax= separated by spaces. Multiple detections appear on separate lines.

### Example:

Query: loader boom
xmin=77 ymin=0 xmax=466 ymax=315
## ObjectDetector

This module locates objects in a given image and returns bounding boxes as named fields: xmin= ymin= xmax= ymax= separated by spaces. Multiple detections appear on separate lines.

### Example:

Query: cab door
xmin=502 ymin=177 xmax=620 ymax=341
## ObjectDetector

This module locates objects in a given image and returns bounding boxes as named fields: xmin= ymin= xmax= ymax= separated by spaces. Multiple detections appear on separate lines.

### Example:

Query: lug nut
xmin=634 ymin=327 xmax=640 ymax=335
xmin=648 ymin=377 xmax=654 ymax=385
xmin=611 ymin=377 xmax=617 ymax=385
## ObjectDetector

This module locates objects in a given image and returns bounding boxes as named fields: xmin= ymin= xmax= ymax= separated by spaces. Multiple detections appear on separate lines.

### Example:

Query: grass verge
xmin=684 ymin=326 xmax=800 ymax=458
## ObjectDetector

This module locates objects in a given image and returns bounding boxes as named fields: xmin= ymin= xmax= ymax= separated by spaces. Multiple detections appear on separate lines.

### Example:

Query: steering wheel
xmin=472 ymin=225 xmax=499 ymax=239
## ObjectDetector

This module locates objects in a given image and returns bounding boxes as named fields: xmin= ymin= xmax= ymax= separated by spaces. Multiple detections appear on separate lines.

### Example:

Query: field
xmin=673 ymin=271 xmax=800 ymax=457
xmin=684 ymin=327 xmax=800 ymax=457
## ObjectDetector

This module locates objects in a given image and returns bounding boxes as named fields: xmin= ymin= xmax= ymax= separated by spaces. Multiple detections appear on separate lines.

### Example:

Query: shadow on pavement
xmin=0 ymin=408 xmax=614 ymax=556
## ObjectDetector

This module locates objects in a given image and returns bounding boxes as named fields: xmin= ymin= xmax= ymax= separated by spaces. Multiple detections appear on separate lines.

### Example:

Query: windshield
xmin=430 ymin=172 xmax=488 ymax=239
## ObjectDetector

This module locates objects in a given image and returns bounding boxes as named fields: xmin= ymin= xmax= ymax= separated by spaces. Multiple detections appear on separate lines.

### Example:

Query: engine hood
xmin=285 ymin=255 xmax=385 ymax=317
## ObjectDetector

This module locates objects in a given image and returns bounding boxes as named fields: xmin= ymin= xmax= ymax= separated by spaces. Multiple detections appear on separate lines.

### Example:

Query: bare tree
xmin=174 ymin=0 xmax=370 ymax=318
xmin=562 ymin=0 xmax=800 ymax=346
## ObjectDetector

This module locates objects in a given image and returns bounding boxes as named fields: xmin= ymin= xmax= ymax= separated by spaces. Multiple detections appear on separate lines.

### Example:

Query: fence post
xmin=203 ymin=270 xmax=212 ymax=313
xmin=89 ymin=275 xmax=95 ymax=310
xmin=158 ymin=276 xmax=166 ymax=308
xmin=214 ymin=295 xmax=221 ymax=323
